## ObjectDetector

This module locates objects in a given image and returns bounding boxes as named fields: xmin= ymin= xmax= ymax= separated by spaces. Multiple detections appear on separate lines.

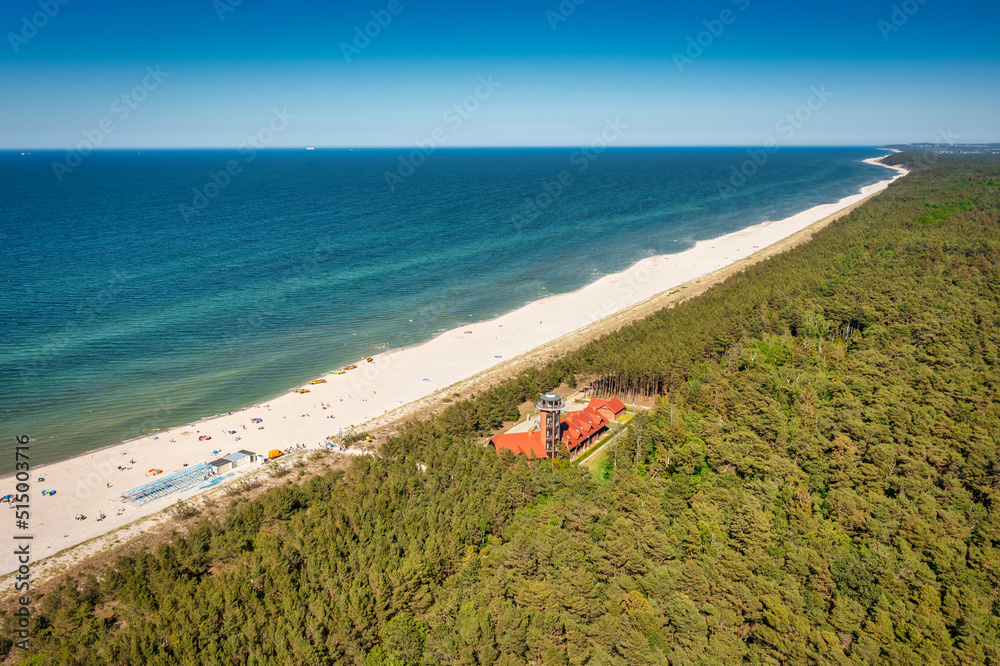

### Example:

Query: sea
xmin=0 ymin=147 xmax=891 ymax=472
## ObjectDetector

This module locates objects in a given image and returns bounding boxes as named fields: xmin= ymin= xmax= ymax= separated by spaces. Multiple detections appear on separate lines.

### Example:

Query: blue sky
xmin=2 ymin=0 xmax=998 ymax=148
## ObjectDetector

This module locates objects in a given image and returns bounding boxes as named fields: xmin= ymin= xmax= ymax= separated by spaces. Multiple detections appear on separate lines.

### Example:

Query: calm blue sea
xmin=0 ymin=147 xmax=889 ymax=472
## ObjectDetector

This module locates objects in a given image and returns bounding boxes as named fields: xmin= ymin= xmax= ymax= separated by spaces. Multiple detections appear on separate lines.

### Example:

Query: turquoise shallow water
xmin=0 ymin=147 xmax=889 ymax=472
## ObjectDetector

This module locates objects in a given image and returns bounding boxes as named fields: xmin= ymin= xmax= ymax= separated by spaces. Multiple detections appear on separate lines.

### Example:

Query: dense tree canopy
xmin=4 ymin=154 xmax=1000 ymax=664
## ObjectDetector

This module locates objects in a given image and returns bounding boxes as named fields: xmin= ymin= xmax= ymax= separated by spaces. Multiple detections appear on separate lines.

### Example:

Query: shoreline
xmin=1 ymin=154 xmax=908 ymax=577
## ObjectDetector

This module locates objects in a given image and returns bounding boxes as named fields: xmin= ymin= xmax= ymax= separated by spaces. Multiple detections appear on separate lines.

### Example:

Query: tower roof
xmin=537 ymin=392 xmax=564 ymax=411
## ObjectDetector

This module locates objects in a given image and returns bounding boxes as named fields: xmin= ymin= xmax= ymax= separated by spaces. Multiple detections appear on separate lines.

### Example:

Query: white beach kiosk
xmin=208 ymin=450 xmax=258 ymax=475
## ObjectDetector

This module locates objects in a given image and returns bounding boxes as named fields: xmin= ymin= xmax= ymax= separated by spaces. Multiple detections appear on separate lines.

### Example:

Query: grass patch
xmin=584 ymin=447 xmax=611 ymax=481
xmin=267 ymin=462 xmax=290 ymax=478
xmin=342 ymin=431 xmax=371 ymax=446
xmin=168 ymin=500 xmax=199 ymax=520
xmin=223 ymin=477 xmax=263 ymax=497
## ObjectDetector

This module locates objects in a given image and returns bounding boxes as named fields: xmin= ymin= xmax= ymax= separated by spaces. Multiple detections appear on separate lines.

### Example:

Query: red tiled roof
xmin=561 ymin=407 xmax=607 ymax=449
xmin=587 ymin=397 xmax=627 ymax=417
xmin=490 ymin=431 xmax=546 ymax=458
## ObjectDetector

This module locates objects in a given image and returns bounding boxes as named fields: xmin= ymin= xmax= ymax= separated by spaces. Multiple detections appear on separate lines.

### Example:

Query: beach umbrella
xmin=149 ymin=469 xmax=162 ymax=475
xmin=41 ymin=489 xmax=56 ymax=496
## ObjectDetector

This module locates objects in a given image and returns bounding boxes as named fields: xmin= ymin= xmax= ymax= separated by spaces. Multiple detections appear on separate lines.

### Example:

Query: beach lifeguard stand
xmin=537 ymin=392 xmax=564 ymax=459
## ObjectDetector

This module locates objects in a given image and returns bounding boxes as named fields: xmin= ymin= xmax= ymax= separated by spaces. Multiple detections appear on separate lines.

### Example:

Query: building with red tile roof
xmin=488 ymin=430 xmax=547 ymax=458
xmin=490 ymin=393 xmax=615 ymax=461
xmin=587 ymin=397 xmax=627 ymax=421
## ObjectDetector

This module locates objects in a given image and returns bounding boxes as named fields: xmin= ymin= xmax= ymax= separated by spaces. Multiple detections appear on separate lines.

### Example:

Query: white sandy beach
xmin=0 ymin=156 xmax=907 ymax=576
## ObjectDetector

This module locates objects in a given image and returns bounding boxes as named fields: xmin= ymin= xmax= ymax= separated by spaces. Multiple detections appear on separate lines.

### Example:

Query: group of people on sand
xmin=117 ymin=455 xmax=136 ymax=472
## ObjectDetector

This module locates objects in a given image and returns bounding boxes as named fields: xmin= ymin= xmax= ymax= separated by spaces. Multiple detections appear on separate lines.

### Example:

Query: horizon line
xmin=4 ymin=144 xmax=926 ymax=151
